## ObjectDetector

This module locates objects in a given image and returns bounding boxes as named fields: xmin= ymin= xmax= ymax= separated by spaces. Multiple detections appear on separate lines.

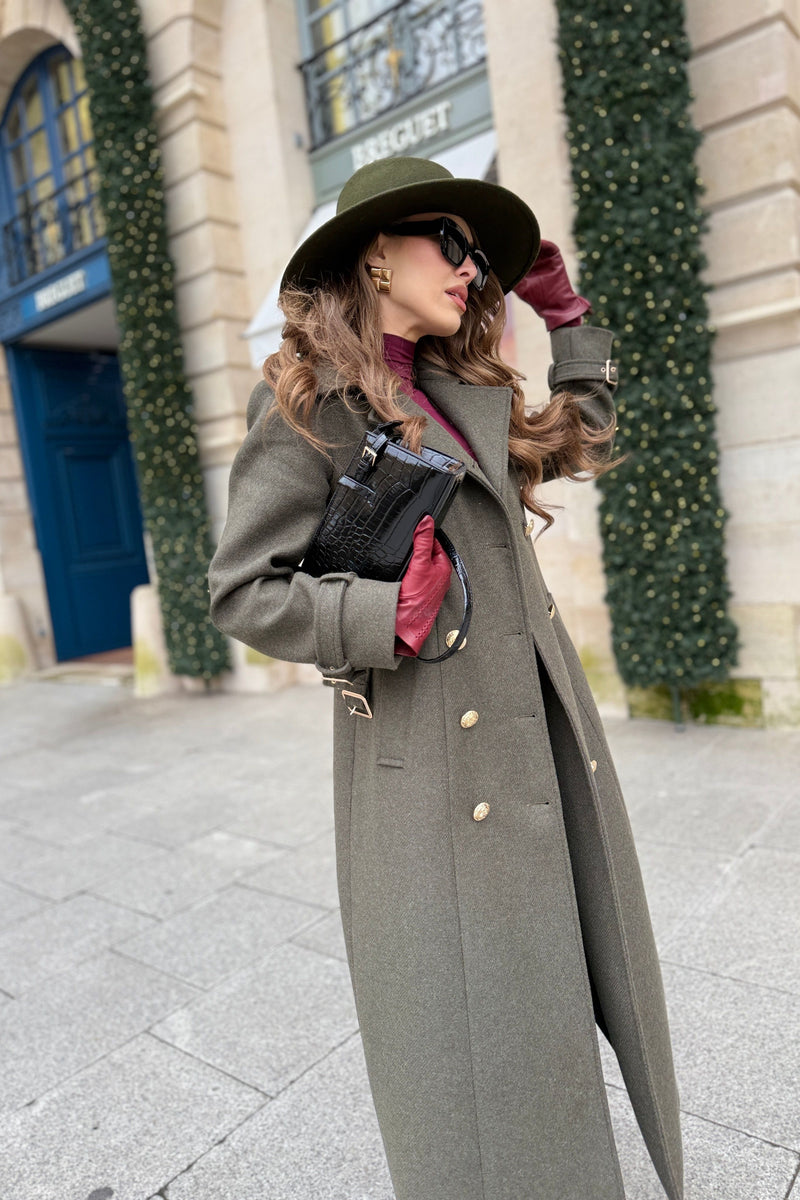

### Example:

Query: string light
xmin=64 ymin=0 xmax=229 ymax=681
xmin=555 ymin=0 xmax=739 ymax=695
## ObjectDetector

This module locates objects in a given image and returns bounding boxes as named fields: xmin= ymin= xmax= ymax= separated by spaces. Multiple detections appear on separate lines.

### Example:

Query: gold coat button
xmin=590 ymin=759 xmax=597 ymax=773
xmin=446 ymin=629 xmax=467 ymax=650
xmin=460 ymin=710 xmax=479 ymax=729
xmin=524 ymin=518 xmax=535 ymax=537
xmin=548 ymin=603 xmax=556 ymax=619
xmin=473 ymin=802 xmax=490 ymax=821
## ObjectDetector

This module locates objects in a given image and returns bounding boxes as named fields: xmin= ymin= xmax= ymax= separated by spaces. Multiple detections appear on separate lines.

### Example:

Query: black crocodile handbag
xmin=302 ymin=421 xmax=472 ymax=664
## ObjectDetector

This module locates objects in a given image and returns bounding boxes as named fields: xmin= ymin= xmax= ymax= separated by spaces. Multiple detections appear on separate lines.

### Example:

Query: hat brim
xmin=281 ymin=177 xmax=540 ymax=295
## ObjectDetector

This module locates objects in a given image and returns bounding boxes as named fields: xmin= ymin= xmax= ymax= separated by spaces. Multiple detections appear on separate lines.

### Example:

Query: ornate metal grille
xmin=301 ymin=0 xmax=486 ymax=150
xmin=1 ymin=169 xmax=104 ymax=288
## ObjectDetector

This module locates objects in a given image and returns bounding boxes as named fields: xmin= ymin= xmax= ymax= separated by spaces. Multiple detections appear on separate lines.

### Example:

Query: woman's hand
xmin=395 ymin=515 xmax=452 ymax=657
xmin=513 ymin=240 xmax=591 ymax=331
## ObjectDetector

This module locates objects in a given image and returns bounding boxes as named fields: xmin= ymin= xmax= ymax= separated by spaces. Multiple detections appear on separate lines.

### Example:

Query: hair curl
xmin=263 ymin=244 xmax=615 ymax=530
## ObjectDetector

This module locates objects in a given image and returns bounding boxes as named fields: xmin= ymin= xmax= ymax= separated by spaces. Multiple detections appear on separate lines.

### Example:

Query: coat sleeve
xmin=208 ymin=380 xmax=402 ymax=676
xmin=543 ymin=324 xmax=618 ymax=483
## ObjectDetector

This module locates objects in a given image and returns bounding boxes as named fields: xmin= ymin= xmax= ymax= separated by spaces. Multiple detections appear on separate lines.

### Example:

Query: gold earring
xmin=369 ymin=266 xmax=392 ymax=293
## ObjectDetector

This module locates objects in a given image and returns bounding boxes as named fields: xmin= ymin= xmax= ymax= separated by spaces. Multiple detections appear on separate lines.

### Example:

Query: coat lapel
xmin=317 ymin=361 xmax=513 ymax=500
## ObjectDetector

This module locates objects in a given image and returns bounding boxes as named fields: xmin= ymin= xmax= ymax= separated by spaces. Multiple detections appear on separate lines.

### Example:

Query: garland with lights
xmin=63 ymin=0 xmax=229 ymax=679
xmin=554 ymin=0 xmax=738 ymax=707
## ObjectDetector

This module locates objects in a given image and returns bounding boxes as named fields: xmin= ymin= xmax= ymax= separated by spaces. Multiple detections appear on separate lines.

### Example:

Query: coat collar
xmin=314 ymin=360 xmax=513 ymax=498
xmin=414 ymin=365 xmax=512 ymax=498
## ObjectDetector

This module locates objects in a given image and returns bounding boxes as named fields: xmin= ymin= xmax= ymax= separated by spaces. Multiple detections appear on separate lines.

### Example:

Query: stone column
xmin=482 ymin=0 xmax=626 ymax=714
xmin=686 ymin=0 xmax=800 ymax=725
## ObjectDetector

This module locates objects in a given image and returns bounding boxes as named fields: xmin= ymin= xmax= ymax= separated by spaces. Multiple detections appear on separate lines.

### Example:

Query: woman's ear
xmin=366 ymin=231 xmax=390 ymax=270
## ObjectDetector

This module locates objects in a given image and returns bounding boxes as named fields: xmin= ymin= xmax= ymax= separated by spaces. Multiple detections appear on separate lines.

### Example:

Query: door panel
xmin=9 ymin=345 xmax=149 ymax=660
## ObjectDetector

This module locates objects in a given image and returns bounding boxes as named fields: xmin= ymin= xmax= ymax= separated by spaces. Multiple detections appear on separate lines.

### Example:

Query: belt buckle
xmin=341 ymin=689 xmax=373 ymax=719
xmin=321 ymin=676 xmax=373 ymax=719
xmin=604 ymin=359 xmax=619 ymax=387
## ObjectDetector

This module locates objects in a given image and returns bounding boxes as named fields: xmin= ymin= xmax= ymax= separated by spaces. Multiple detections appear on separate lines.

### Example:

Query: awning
xmin=244 ymin=128 xmax=497 ymax=367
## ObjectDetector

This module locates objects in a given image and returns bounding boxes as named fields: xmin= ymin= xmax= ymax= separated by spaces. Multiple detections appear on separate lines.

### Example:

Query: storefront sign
xmin=351 ymin=101 xmax=452 ymax=171
xmin=33 ymin=269 xmax=88 ymax=313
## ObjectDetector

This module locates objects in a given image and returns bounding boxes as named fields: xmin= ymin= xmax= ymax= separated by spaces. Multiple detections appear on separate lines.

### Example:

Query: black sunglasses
xmin=386 ymin=216 xmax=491 ymax=291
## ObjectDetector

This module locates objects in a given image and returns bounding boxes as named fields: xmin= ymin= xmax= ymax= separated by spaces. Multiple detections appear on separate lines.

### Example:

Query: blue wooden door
xmin=10 ymin=346 xmax=149 ymax=660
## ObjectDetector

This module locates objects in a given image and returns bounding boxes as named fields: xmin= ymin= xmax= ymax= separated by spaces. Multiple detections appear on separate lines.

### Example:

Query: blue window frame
xmin=0 ymin=45 xmax=104 ymax=289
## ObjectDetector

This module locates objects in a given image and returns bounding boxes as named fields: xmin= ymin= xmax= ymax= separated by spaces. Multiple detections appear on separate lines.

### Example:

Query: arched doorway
xmin=0 ymin=44 xmax=148 ymax=661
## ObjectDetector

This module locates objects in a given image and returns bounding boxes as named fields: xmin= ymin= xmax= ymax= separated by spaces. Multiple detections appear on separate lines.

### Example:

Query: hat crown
xmin=336 ymin=156 xmax=455 ymax=215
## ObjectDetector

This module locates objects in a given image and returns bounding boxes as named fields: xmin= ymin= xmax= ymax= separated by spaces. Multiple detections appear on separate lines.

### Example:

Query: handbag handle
xmin=416 ymin=529 xmax=473 ymax=664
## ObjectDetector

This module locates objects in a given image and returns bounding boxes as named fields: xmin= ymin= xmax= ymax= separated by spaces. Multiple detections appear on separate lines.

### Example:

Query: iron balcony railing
xmin=1 ymin=170 xmax=105 ymax=289
xmin=300 ymin=0 xmax=486 ymax=151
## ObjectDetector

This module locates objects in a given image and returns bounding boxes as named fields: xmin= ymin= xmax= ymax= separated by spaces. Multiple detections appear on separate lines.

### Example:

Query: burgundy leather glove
xmin=395 ymin=515 xmax=452 ymax=658
xmin=513 ymin=239 xmax=592 ymax=331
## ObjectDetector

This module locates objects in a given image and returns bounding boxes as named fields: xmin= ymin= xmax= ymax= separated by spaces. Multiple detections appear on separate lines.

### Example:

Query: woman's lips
xmin=446 ymin=290 xmax=467 ymax=313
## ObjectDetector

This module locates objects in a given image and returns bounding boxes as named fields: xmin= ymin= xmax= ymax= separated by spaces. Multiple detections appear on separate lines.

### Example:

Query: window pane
xmin=10 ymin=143 xmax=28 ymax=189
xmin=72 ymin=56 xmax=87 ymax=94
xmin=6 ymin=104 xmax=21 ymax=142
xmin=35 ymin=173 xmax=55 ymax=202
xmin=22 ymin=76 xmax=44 ymax=130
xmin=58 ymin=107 xmax=80 ymax=156
xmin=51 ymin=57 xmax=73 ymax=106
xmin=77 ymin=93 xmax=93 ymax=145
xmin=29 ymin=128 xmax=52 ymax=179
xmin=64 ymin=153 xmax=85 ymax=182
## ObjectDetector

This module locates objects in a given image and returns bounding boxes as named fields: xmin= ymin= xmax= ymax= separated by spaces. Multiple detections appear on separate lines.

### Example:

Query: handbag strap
xmin=416 ymin=529 xmax=473 ymax=664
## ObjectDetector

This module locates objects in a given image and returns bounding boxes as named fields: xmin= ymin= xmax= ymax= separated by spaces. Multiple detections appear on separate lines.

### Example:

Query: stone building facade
xmin=0 ymin=0 xmax=797 ymax=724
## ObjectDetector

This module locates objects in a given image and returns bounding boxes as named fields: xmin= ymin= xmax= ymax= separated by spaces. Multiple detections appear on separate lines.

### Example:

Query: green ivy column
xmin=553 ymin=0 xmax=738 ymax=703
xmin=64 ymin=0 xmax=229 ymax=680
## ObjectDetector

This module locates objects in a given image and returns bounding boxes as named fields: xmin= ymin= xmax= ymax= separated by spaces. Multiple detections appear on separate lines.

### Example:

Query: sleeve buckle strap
xmin=603 ymin=359 xmax=619 ymax=386
xmin=321 ymin=675 xmax=373 ymax=719
xmin=547 ymin=357 xmax=620 ymax=391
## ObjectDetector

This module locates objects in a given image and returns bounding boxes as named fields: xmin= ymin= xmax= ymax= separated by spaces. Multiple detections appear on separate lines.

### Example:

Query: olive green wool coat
xmin=208 ymin=325 xmax=684 ymax=1200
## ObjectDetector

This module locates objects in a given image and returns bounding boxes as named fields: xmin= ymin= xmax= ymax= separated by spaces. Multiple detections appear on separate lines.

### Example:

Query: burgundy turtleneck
xmin=382 ymin=333 xmax=475 ymax=460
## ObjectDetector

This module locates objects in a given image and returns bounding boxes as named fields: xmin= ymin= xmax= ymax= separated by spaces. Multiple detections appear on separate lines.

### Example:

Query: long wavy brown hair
xmin=263 ymin=241 xmax=615 ymax=530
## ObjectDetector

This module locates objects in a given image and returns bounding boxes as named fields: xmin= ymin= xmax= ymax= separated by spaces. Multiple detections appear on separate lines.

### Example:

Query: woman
xmin=208 ymin=156 xmax=683 ymax=1200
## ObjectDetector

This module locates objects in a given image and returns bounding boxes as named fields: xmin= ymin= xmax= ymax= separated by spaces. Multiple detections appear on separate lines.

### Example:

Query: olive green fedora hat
xmin=281 ymin=155 xmax=540 ymax=294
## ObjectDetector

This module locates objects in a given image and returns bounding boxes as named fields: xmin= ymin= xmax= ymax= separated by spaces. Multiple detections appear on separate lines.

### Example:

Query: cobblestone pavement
xmin=0 ymin=678 xmax=799 ymax=1200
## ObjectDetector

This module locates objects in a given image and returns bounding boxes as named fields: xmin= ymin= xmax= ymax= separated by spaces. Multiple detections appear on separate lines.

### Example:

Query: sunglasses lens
xmin=471 ymin=251 xmax=490 ymax=290
xmin=439 ymin=220 xmax=490 ymax=290
xmin=441 ymin=227 xmax=468 ymax=269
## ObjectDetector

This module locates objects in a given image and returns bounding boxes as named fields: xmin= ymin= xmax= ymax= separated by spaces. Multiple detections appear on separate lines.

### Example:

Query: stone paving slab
xmin=606 ymin=1084 xmax=800 ymax=1200
xmin=0 ymin=892 xmax=155 ymax=995
xmin=242 ymin=826 xmax=340 ymax=909
xmin=627 ymin=779 xmax=785 ymax=856
xmin=114 ymin=883 xmax=322 ymax=988
xmin=0 ymin=828 xmax=164 ymax=901
xmin=88 ymin=829 xmax=281 ymax=918
xmin=0 ymin=950 xmax=197 ymax=1112
xmin=0 ymin=1032 xmax=266 ymax=1200
xmin=151 ymin=941 xmax=358 ymax=1096
xmin=291 ymin=907 xmax=349 ymax=962
xmin=755 ymin=793 xmax=800 ymax=854
xmin=661 ymin=846 xmax=800 ymax=993
xmin=0 ymin=879 xmax=49 ymax=930
xmin=164 ymin=1034 xmax=393 ymax=1200
xmin=631 ymin=839 xmax=733 ymax=949
xmin=659 ymin=963 xmax=800 ymax=1152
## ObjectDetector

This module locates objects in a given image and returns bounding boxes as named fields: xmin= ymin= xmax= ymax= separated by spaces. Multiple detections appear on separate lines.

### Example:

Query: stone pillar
xmin=686 ymin=0 xmax=800 ymax=725
xmin=482 ymin=0 xmax=626 ymax=714
xmin=0 ymin=0 xmax=80 ymax=671
xmin=138 ymin=0 xmax=314 ymax=692
xmin=0 ymin=345 xmax=52 ymax=673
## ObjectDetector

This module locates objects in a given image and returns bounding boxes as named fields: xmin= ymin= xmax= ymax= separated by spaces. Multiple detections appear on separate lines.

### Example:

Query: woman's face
xmin=367 ymin=212 xmax=480 ymax=342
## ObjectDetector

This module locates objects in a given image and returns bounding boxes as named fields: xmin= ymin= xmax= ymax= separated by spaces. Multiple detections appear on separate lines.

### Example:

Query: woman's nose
xmin=458 ymin=256 xmax=478 ymax=285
